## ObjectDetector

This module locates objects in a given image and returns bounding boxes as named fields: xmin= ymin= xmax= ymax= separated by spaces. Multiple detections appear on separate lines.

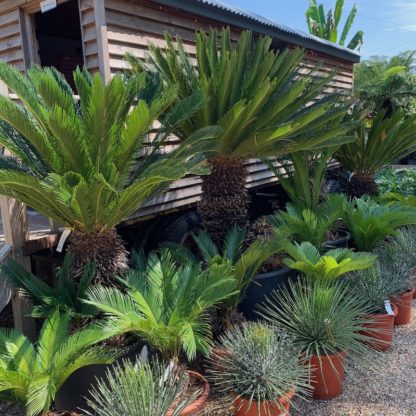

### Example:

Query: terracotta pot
xmin=391 ymin=289 xmax=415 ymax=325
xmin=166 ymin=371 xmax=210 ymax=416
xmin=360 ymin=303 xmax=398 ymax=351
xmin=307 ymin=351 xmax=346 ymax=400
xmin=234 ymin=391 xmax=294 ymax=416
xmin=413 ymin=288 xmax=416 ymax=300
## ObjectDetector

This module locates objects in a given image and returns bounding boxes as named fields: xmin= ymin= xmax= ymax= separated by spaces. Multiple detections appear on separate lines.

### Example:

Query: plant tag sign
xmin=40 ymin=0 xmax=57 ymax=13
xmin=56 ymin=229 xmax=71 ymax=253
xmin=384 ymin=300 xmax=394 ymax=316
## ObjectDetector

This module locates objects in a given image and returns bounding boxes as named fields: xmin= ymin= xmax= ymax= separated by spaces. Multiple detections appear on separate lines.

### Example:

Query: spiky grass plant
xmin=0 ymin=63 xmax=218 ymax=282
xmin=86 ymin=249 xmax=237 ymax=364
xmin=0 ymin=310 xmax=116 ymax=416
xmin=85 ymin=359 xmax=196 ymax=416
xmin=208 ymin=322 xmax=310 ymax=412
xmin=258 ymin=279 xmax=379 ymax=361
xmin=2 ymin=254 xmax=97 ymax=322
xmin=343 ymin=197 xmax=416 ymax=251
xmin=134 ymin=28 xmax=353 ymax=244
xmin=282 ymin=241 xmax=375 ymax=283
xmin=268 ymin=194 xmax=348 ymax=248
xmin=347 ymin=262 xmax=409 ymax=314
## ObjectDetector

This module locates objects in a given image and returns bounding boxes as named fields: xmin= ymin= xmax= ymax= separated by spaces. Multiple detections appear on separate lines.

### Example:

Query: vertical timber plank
xmin=0 ymin=80 xmax=36 ymax=340
xmin=92 ymin=0 xmax=111 ymax=83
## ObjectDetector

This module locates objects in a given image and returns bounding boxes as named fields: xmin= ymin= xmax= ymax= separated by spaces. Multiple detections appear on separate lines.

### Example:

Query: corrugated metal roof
xmin=156 ymin=0 xmax=360 ymax=62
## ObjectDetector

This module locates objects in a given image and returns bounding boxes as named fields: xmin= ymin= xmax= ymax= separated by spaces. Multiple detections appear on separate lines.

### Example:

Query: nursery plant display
xmin=268 ymin=194 xmax=349 ymax=249
xmin=86 ymin=249 xmax=236 ymax=363
xmin=138 ymin=28 xmax=353 ymax=244
xmin=0 ymin=310 xmax=116 ymax=416
xmin=282 ymin=241 xmax=375 ymax=282
xmin=85 ymin=359 xmax=201 ymax=416
xmin=2 ymin=255 xmax=97 ymax=322
xmin=335 ymin=110 xmax=416 ymax=197
xmin=0 ymin=64 xmax=219 ymax=281
xmin=208 ymin=322 xmax=310 ymax=416
xmin=259 ymin=279 xmax=378 ymax=400
xmin=343 ymin=197 xmax=416 ymax=251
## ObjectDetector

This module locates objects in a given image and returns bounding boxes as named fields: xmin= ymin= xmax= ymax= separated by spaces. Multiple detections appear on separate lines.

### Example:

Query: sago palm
xmin=86 ymin=249 xmax=237 ymax=364
xmin=335 ymin=109 xmax=416 ymax=197
xmin=0 ymin=310 xmax=116 ymax=416
xmin=343 ymin=197 xmax=416 ymax=251
xmin=283 ymin=240 xmax=375 ymax=282
xmin=0 ymin=63 xmax=218 ymax=281
xmin=306 ymin=0 xmax=363 ymax=50
xmin=135 ymin=28 xmax=353 ymax=244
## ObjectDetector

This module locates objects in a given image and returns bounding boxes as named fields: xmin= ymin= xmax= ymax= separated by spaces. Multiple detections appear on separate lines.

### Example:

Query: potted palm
xmin=0 ymin=310 xmax=116 ymax=416
xmin=343 ymin=197 xmax=416 ymax=251
xmin=208 ymin=322 xmax=310 ymax=415
xmin=0 ymin=64 xmax=218 ymax=281
xmin=166 ymin=226 xmax=282 ymax=323
xmin=335 ymin=109 xmax=416 ymax=198
xmin=347 ymin=265 xmax=399 ymax=351
xmin=258 ymin=280 xmax=378 ymax=400
xmin=85 ymin=359 xmax=201 ymax=416
xmin=85 ymin=249 xmax=237 ymax=414
xmin=137 ymin=28 xmax=353 ymax=245
xmin=269 ymin=195 xmax=350 ymax=251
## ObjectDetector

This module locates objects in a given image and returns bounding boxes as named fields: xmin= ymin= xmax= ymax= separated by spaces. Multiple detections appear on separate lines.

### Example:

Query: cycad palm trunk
xmin=68 ymin=228 xmax=128 ymax=284
xmin=348 ymin=173 xmax=378 ymax=198
xmin=198 ymin=156 xmax=249 ymax=246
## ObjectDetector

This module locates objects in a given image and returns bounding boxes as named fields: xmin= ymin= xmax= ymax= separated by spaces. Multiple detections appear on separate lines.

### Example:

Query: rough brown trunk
xmin=67 ymin=228 xmax=128 ymax=284
xmin=198 ymin=156 xmax=249 ymax=247
xmin=347 ymin=173 xmax=378 ymax=198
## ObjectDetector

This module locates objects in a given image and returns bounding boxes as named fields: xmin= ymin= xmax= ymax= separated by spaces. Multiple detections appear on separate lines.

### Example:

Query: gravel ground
xmin=1 ymin=303 xmax=415 ymax=416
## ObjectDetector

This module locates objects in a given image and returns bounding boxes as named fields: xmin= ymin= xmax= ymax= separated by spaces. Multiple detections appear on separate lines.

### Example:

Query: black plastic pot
xmin=323 ymin=229 xmax=351 ymax=250
xmin=55 ymin=343 xmax=144 ymax=413
xmin=238 ymin=267 xmax=296 ymax=321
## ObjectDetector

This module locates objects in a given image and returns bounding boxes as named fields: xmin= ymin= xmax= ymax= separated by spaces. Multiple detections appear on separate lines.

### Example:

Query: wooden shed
xmin=0 ymin=0 xmax=360 ymax=221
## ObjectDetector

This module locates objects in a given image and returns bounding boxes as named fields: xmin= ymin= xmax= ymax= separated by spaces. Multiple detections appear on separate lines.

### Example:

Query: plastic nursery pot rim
xmin=233 ymin=390 xmax=295 ymax=416
xmin=166 ymin=370 xmax=210 ymax=416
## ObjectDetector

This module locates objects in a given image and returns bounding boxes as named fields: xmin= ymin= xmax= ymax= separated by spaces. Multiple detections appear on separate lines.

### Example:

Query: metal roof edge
xmin=155 ymin=0 xmax=361 ymax=63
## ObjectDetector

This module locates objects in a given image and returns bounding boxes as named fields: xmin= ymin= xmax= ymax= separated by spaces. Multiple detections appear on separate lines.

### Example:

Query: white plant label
xmin=56 ymin=229 xmax=71 ymax=253
xmin=40 ymin=0 xmax=57 ymax=13
xmin=384 ymin=300 xmax=394 ymax=316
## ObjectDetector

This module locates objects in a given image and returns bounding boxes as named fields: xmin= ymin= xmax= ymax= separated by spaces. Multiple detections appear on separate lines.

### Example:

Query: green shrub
xmin=376 ymin=167 xmax=416 ymax=195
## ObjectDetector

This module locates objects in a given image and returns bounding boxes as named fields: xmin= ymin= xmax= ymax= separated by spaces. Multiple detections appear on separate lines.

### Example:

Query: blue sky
xmin=224 ymin=0 xmax=416 ymax=59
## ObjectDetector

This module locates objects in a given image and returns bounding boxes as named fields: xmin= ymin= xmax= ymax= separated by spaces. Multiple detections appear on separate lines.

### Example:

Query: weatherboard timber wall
xmin=0 ymin=0 xmax=355 ymax=220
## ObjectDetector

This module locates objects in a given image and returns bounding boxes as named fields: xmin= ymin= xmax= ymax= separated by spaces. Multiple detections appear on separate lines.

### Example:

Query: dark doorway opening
xmin=34 ymin=0 xmax=84 ymax=87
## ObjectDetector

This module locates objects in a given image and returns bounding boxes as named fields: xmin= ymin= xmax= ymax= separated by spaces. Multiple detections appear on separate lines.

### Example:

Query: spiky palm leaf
xmin=335 ymin=110 xmax=416 ymax=197
xmin=132 ymin=28 xmax=353 ymax=243
xmin=0 ymin=63 xmax=219 ymax=281
xmin=343 ymin=197 xmax=416 ymax=251
xmin=2 ymin=254 xmax=97 ymax=321
xmin=282 ymin=240 xmax=375 ymax=282
xmin=85 ymin=250 xmax=237 ymax=363
xmin=306 ymin=0 xmax=363 ymax=51
xmin=0 ymin=310 xmax=116 ymax=416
